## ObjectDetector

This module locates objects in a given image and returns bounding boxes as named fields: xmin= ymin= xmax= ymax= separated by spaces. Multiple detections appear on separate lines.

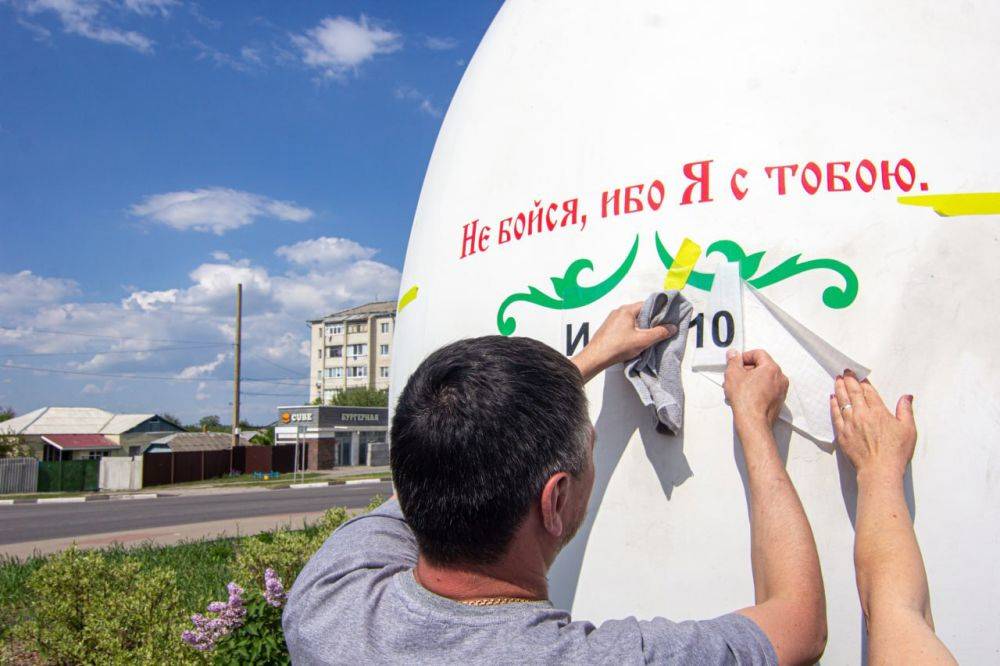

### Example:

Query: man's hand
xmin=723 ymin=349 xmax=789 ymax=429
xmin=572 ymin=302 xmax=677 ymax=383
xmin=831 ymin=371 xmax=916 ymax=480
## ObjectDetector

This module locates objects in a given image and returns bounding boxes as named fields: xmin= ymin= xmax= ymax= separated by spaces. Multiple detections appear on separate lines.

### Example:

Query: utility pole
xmin=232 ymin=283 xmax=242 ymax=449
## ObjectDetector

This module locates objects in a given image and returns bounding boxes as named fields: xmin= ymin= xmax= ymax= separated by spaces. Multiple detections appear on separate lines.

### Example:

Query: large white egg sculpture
xmin=389 ymin=2 xmax=1000 ymax=662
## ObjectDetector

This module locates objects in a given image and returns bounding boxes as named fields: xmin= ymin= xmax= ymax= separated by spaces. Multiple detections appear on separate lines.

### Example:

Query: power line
xmin=247 ymin=352 xmax=305 ymax=380
xmin=0 ymin=344 xmax=228 ymax=358
xmin=241 ymin=390 xmax=308 ymax=398
xmin=0 ymin=326 xmax=230 ymax=346
xmin=0 ymin=362 xmax=304 ymax=386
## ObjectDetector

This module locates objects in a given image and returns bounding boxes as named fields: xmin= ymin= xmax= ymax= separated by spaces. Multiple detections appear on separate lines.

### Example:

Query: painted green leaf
xmin=497 ymin=235 xmax=639 ymax=335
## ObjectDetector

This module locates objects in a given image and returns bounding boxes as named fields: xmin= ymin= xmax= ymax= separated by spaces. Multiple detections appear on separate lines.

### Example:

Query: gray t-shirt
xmin=283 ymin=499 xmax=777 ymax=665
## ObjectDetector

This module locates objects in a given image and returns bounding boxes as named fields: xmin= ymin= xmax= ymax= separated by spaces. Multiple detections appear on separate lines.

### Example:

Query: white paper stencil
xmin=693 ymin=269 xmax=870 ymax=443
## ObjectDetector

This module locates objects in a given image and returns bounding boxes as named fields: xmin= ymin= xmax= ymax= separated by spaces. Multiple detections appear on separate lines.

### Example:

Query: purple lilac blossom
xmin=263 ymin=568 xmax=287 ymax=607
xmin=180 ymin=581 xmax=247 ymax=651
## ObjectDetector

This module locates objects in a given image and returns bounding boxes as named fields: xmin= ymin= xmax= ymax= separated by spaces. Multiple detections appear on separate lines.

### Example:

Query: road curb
xmin=0 ymin=492 xmax=159 ymax=505
xmin=344 ymin=478 xmax=383 ymax=485
xmin=289 ymin=482 xmax=329 ymax=489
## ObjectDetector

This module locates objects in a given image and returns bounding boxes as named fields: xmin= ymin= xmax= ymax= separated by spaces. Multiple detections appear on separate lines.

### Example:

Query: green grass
xmin=334 ymin=471 xmax=392 ymax=482
xmin=155 ymin=471 xmax=326 ymax=490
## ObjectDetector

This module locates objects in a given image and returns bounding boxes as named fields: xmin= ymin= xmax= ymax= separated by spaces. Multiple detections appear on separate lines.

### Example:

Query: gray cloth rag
xmin=623 ymin=291 xmax=694 ymax=435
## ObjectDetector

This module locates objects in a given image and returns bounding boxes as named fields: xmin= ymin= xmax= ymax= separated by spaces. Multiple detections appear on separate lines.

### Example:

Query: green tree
xmin=159 ymin=412 xmax=182 ymax=428
xmin=0 ymin=406 xmax=14 ymax=422
xmin=197 ymin=414 xmax=223 ymax=432
xmin=327 ymin=387 xmax=388 ymax=407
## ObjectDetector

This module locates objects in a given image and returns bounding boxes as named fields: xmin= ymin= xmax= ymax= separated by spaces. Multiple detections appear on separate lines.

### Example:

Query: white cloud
xmin=122 ymin=288 xmax=178 ymax=311
xmin=0 ymin=233 xmax=399 ymax=421
xmin=240 ymin=46 xmax=262 ymax=65
xmin=292 ymin=15 xmax=401 ymax=79
xmin=275 ymin=237 xmax=376 ymax=266
xmin=211 ymin=251 xmax=231 ymax=261
xmin=130 ymin=187 xmax=313 ymax=235
xmin=394 ymin=86 xmax=443 ymax=118
xmin=190 ymin=37 xmax=264 ymax=72
xmin=81 ymin=381 xmax=113 ymax=394
xmin=177 ymin=352 xmax=227 ymax=379
xmin=15 ymin=0 xmax=159 ymax=53
xmin=0 ymin=271 xmax=79 ymax=314
xmin=424 ymin=36 xmax=457 ymax=50
xmin=122 ymin=0 xmax=177 ymax=17
xmin=195 ymin=381 xmax=209 ymax=401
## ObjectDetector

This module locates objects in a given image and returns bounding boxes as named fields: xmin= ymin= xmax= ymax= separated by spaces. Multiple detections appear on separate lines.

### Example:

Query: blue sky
xmin=0 ymin=0 xmax=500 ymax=423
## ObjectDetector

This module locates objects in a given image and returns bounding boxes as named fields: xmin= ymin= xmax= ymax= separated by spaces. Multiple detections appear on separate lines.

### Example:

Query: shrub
xmin=232 ymin=506 xmax=350 ymax=591
xmin=15 ymin=547 xmax=196 ymax=665
xmin=183 ymin=569 xmax=290 ymax=665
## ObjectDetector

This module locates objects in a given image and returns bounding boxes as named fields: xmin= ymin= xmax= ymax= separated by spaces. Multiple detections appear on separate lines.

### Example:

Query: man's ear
xmin=540 ymin=472 xmax=571 ymax=538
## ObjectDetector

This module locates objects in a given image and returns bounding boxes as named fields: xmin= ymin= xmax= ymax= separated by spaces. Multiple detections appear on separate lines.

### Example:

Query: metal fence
xmin=142 ymin=449 xmax=232 ymax=487
xmin=0 ymin=457 xmax=38 ymax=494
xmin=37 ymin=460 xmax=100 ymax=492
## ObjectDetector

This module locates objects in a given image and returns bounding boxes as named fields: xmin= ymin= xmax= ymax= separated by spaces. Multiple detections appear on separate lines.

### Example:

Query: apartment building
xmin=308 ymin=300 xmax=395 ymax=404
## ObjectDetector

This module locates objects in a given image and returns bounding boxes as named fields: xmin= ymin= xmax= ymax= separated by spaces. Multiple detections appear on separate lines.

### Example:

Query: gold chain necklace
xmin=460 ymin=596 xmax=538 ymax=606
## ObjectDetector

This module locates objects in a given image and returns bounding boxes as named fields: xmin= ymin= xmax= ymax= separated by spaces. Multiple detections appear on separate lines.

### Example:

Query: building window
xmin=380 ymin=366 xmax=390 ymax=378
xmin=348 ymin=366 xmax=368 ymax=378
xmin=380 ymin=322 xmax=390 ymax=334
xmin=327 ymin=324 xmax=343 ymax=335
xmin=327 ymin=345 xmax=342 ymax=358
xmin=325 ymin=367 xmax=343 ymax=378
xmin=348 ymin=343 xmax=367 ymax=359
xmin=379 ymin=344 xmax=389 ymax=356
xmin=316 ymin=370 xmax=322 ymax=382
xmin=347 ymin=323 xmax=367 ymax=334
xmin=87 ymin=450 xmax=105 ymax=460
xmin=317 ymin=348 xmax=323 ymax=359
xmin=128 ymin=446 xmax=140 ymax=456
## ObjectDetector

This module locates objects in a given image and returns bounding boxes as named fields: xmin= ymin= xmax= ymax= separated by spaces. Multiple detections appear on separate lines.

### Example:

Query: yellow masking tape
xmin=397 ymin=285 xmax=419 ymax=312
xmin=898 ymin=192 xmax=1000 ymax=217
xmin=663 ymin=238 xmax=702 ymax=290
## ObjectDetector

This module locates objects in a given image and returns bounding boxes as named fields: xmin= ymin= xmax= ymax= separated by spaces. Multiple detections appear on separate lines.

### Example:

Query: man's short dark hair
xmin=390 ymin=335 xmax=590 ymax=566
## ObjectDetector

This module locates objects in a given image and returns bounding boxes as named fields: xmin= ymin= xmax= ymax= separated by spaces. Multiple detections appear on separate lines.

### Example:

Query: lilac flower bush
xmin=264 ymin=568 xmax=287 ymax=607
xmin=181 ymin=582 xmax=247 ymax=651
xmin=182 ymin=571 xmax=290 ymax=663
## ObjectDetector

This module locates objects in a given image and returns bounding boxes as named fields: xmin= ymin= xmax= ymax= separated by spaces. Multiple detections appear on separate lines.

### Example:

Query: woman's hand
xmin=830 ymin=371 xmax=916 ymax=479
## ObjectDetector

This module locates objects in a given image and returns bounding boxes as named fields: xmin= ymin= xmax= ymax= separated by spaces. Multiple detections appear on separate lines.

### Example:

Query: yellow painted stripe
xmin=898 ymin=192 xmax=1000 ymax=217
xmin=397 ymin=285 xmax=419 ymax=312
xmin=663 ymin=238 xmax=702 ymax=290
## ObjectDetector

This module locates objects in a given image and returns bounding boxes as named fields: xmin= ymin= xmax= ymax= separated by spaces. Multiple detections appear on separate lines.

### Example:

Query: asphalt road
xmin=0 ymin=481 xmax=394 ymax=546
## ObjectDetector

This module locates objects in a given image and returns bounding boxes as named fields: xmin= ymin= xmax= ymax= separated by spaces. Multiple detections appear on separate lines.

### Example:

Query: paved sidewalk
xmin=2 ymin=511 xmax=342 ymax=558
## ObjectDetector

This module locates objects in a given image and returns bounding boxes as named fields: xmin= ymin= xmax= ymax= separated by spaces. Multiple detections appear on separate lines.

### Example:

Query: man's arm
xmin=724 ymin=350 xmax=827 ymax=665
xmin=831 ymin=373 xmax=956 ymax=665
xmin=571 ymin=302 xmax=675 ymax=383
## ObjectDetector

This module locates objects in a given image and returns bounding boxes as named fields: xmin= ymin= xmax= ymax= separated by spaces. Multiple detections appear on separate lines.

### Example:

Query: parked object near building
xmin=275 ymin=405 xmax=387 ymax=470
xmin=308 ymin=301 xmax=395 ymax=404
xmin=366 ymin=441 xmax=389 ymax=467
xmin=2 ymin=407 xmax=183 ymax=460
xmin=99 ymin=456 xmax=143 ymax=491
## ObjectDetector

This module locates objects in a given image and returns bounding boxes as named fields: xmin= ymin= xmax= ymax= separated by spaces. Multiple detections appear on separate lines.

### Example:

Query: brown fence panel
xmin=143 ymin=454 xmax=173 ymax=487
xmin=172 ymin=451 xmax=202 ymax=484
xmin=236 ymin=446 xmax=272 ymax=474
xmin=231 ymin=446 xmax=245 ymax=475
xmin=271 ymin=445 xmax=294 ymax=473
xmin=203 ymin=449 xmax=230 ymax=480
